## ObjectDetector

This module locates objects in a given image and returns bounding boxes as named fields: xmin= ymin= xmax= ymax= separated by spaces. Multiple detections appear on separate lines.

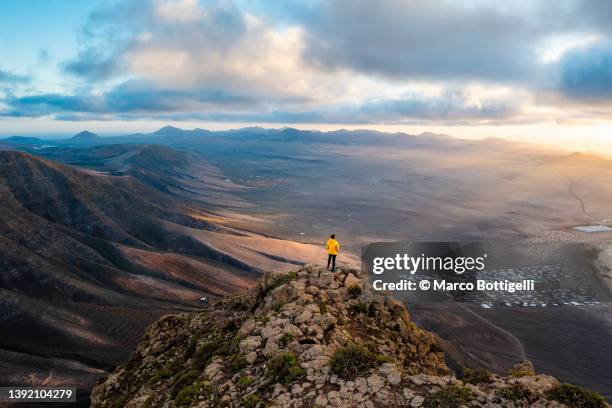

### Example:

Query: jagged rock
xmin=367 ymin=373 xmax=385 ymax=393
xmin=272 ymin=383 xmax=286 ymax=398
xmin=239 ymin=336 xmax=262 ymax=353
xmin=317 ymin=272 xmax=334 ymax=287
xmin=380 ymin=363 xmax=402 ymax=386
xmin=90 ymin=265 xmax=607 ymax=408
xmin=410 ymin=395 xmax=425 ymax=407
xmin=508 ymin=374 xmax=559 ymax=393
xmin=344 ymin=272 xmax=362 ymax=288
xmin=245 ymin=351 xmax=258 ymax=364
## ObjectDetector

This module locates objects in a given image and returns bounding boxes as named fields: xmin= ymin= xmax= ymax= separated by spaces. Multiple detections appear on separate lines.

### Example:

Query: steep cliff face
xmin=90 ymin=265 xmax=608 ymax=408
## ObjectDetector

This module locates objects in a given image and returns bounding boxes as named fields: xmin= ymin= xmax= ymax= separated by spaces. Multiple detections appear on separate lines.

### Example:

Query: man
xmin=326 ymin=234 xmax=340 ymax=271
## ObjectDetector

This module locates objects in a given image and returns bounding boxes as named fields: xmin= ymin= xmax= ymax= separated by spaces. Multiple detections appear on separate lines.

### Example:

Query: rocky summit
xmin=91 ymin=266 xmax=608 ymax=408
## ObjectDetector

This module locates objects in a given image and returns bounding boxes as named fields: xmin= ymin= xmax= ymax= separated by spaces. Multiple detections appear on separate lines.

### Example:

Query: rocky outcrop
xmin=91 ymin=266 xmax=608 ymax=408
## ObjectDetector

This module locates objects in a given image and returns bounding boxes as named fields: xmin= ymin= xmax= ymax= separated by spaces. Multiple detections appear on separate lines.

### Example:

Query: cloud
xmin=297 ymin=0 xmax=555 ymax=82
xmin=559 ymin=41 xmax=612 ymax=101
xmin=1 ymin=82 xmax=520 ymax=125
xmin=0 ymin=70 xmax=29 ymax=85
xmin=1 ymin=79 xmax=255 ymax=118
xmin=3 ymin=0 xmax=612 ymax=125
xmin=64 ymin=49 xmax=124 ymax=81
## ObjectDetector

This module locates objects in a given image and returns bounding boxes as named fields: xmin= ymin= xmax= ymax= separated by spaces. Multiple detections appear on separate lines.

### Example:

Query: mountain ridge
xmin=91 ymin=265 xmax=608 ymax=407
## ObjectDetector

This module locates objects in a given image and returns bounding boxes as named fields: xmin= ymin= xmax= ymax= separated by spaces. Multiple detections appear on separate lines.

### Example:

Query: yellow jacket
xmin=326 ymin=238 xmax=340 ymax=255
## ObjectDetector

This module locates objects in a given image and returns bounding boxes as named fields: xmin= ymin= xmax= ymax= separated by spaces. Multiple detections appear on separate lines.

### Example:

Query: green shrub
xmin=223 ymin=294 xmax=255 ymax=311
xmin=498 ymin=383 xmax=535 ymax=403
xmin=111 ymin=395 xmax=128 ymax=408
xmin=223 ymin=318 xmax=239 ymax=332
xmin=426 ymin=385 xmax=474 ymax=408
xmin=242 ymin=394 xmax=267 ymax=408
xmin=229 ymin=353 xmax=248 ymax=372
xmin=508 ymin=360 xmax=536 ymax=377
xmin=237 ymin=375 xmax=254 ymax=389
xmin=217 ymin=335 xmax=241 ymax=356
xmin=278 ymin=333 xmax=294 ymax=347
xmin=545 ymin=383 xmax=606 ymax=408
xmin=463 ymin=367 xmax=492 ymax=384
xmin=255 ymin=314 xmax=271 ymax=323
xmin=266 ymin=352 xmax=305 ymax=385
xmin=347 ymin=284 xmax=362 ymax=298
xmin=192 ymin=339 xmax=223 ymax=370
xmin=141 ymin=395 xmax=153 ymax=408
xmin=349 ymin=302 xmax=368 ymax=315
xmin=148 ymin=359 xmax=183 ymax=384
xmin=174 ymin=382 xmax=212 ymax=407
xmin=171 ymin=370 xmax=200 ymax=398
xmin=185 ymin=335 xmax=199 ymax=359
xmin=329 ymin=343 xmax=388 ymax=379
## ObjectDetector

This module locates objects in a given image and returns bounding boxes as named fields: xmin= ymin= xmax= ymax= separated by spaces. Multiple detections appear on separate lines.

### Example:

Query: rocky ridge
xmin=91 ymin=266 xmax=608 ymax=407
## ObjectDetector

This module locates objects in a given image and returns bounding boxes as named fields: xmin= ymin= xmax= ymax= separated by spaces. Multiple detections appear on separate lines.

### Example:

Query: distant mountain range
xmin=3 ymin=126 xmax=612 ymax=168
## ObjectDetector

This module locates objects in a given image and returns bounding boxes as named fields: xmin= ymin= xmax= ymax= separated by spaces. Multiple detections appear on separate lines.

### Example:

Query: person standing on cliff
xmin=326 ymin=234 xmax=340 ymax=272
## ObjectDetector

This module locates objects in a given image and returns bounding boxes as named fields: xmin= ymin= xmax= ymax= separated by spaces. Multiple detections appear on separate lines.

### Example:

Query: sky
xmin=0 ymin=0 xmax=611 ymax=153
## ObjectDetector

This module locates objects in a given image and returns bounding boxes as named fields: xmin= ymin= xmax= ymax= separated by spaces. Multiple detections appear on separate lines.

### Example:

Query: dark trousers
xmin=327 ymin=254 xmax=336 ymax=271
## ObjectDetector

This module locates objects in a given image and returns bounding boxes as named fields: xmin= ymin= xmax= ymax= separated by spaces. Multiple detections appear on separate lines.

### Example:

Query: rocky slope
xmin=91 ymin=266 xmax=607 ymax=407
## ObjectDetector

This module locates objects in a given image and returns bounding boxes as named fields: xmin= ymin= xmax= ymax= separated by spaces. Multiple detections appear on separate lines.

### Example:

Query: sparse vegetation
xmin=498 ymin=383 xmax=535 ymax=403
xmin=463 ymin=367 xmax=492 ymax=384
xmin=278 ymin=333 xmax=294 ymax=347
xmin=217 ymin=335 xmax=241 ymax=356
xmin=148 ymin=359 xmax=183 ymax=384
xmin=266 ymin=352 xmax=305 ymax=385
xmin=255 ymin=314 xmax=271 ymax=323
xmin=111 ymin=395 xmax=128 ymax=408
xmin=508 ymin=360 xmax=536 ymax=377
xmin=426 ymin=385 xmax=474 ymax=408
xmin=229 ymin=353 xmax=248 ymax=372
xmin=242 ymin=393 xmax=267 ymax=408
xmin=347 ymin=284 xmax=362 ymax=298
xmin=174 ymin=381 xmax=212 ymax=407
xmin=192 ymin=338 xmax=223 ymax=370
xmin=545 ymin=383 xmax=606 ymax=408
xmin=225 ymin=294 xmax=254 ymax=311
xmin=171 ymin=370 xmax=200 ymax=398
xmin=267 ymin=271 xmax=298 ymax=292
xmin=329 ymin=343 xmax=389 ymax=379
xmin=237 ymin=375 xmax=253 ymax=389
xmin=223 ymin=318 xmax=239 ymax=332
xmin=141 ymin=395 xmax=153 ymax=408
xmin=185 ymin=334 xmax=199 ymax=359
xmin=348 ymin=302 xmax=368 ymax=315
